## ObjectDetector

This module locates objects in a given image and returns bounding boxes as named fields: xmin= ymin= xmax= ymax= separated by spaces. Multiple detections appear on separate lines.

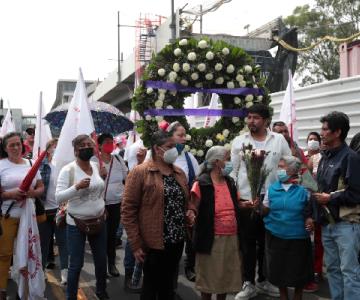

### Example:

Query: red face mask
xmin=102 ymin=143 xmax=114 ymax=154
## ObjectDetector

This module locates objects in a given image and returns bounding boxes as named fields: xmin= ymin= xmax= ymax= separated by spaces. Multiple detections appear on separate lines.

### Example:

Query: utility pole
xmin=170 ymin=0 xmax=176 ymax=41
xmin=117 ymin=11 xmax=121 ymax=84
xmin=200 ymin=5 xmax=203 ymax=34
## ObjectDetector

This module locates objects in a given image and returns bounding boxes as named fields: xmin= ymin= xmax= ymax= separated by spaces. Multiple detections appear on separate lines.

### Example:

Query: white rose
xmin=155 ymin=116 xmax=163 ymax=122
xmin=253 ymin=84 xmax=258 ymax=88
xmin=173 ymin=63 xmax=180 ymax=72
xmin=179 ymin=39 xmax=188 ymax=46
xmin=182 ymin=63 xmax=190 ymax=72
xmin=186 ymin=134 xmax=191 ymax=141
xmin=158 ymin=93 xmax=165 ymax=101
xmin=197 ymin=150 xmax=204 ymax=157
xmin=232 ymin=117 xmax=240 ymax=124
xmin=166 ymin=105 xmax=173 ymax=109
xmin=198 ymin=40 xmax=208 ymax=49
xmin=222 ymin=47 xmax=230 ymax=55
xmin=197 ymin=63 xmax=206 ymax=72
xmin=239 ymin=81 xmax=246 ymax=87
xmin=180 ymin=79 xmax=188 ymax=86
xmin=226 ymin=64 xmax=235 ymax=73
xmin=157 ymin=68 xmax=166 ymax=77
xmin=257 ymin=95 xmax=263 ymax=101
xmin=191 ymin=72 xmax=199 ymax=81
xmin=234 ymin=97 xmax=241 ymax=105
xmin=146 ymin=87 xmax=153 ymax=94
xmin=184 ymin=145 xmax=190 ymax=152
xmin=205 ymin=73 xmax=214 ymax=80
xmin=222 ymin=129 xmax=230 ymax=137
xmin=173 ymin=48 xmax=182 ymax=56
xmin=224 ymin=143 xmax=231 ymax=151
xmin=227 ymin=81 xmax=235 ymax=89
xmin=215 ymin=77 xmax=224 ymax=85
xmin=168 ymin=71 xmax=177 ymax=82
xmin=145 ymin=115 xmax=152 ymax=121
xmin=244 ymin=65 xmax=252 ymax=73
xmin=215 ymin=63 xmax=223 ymax=71
xmin=170 ymin=91 xmax=177 ymax=96
xmin=195 ymin=83 xmax=203 ymax=88
xmin=206 ymin=51 xmax=214 ymax=60
xmin=154 ymin=100 xmax=163 ymax=108
xmin=205 ymin=140 xmax=213 ymax=147
xmin=245 ymin=94 xmax=254 ymax=102
xmin=246 ymin=101 xmax=254 ymax=108
xmin=236 ymin=74 xmax=244 ymax=82
xmin=190 ymin=148 xmax=197 ymax=155
xmin=158 ymin=89 xmax=166 ymax=94
xmin=187 ymin=52 xmax=197 ymax=61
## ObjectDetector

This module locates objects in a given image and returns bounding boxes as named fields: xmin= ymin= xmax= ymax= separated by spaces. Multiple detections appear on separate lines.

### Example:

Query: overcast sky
xmin=0 ymin=0 xmax=312 ymax=115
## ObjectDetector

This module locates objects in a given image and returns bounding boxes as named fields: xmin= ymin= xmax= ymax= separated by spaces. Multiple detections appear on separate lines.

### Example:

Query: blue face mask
xmin=222 ymin=161 xmax=233 ymax=176
xmin=277 ymin=169 xmax=290 ymax=182
xmin=175 ymin=143 xmax=185 ymax=155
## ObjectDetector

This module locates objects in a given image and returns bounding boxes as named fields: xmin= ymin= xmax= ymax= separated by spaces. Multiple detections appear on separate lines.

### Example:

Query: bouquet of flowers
xmin=241 ymin=144 xmax=271 ymax=215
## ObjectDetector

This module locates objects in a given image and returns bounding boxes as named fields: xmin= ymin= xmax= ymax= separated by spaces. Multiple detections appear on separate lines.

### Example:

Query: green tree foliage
xmin=284 ymin=0 xmax=360 ymax=86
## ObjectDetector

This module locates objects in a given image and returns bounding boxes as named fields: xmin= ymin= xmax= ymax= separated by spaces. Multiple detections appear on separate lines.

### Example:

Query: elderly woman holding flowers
xmin=262 ymin=156 xmax=314 ymax=300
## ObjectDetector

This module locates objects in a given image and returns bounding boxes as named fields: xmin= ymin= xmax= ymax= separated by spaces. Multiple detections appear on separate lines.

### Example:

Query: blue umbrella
xmin=44 ymin=101 xmax=134 ymax=136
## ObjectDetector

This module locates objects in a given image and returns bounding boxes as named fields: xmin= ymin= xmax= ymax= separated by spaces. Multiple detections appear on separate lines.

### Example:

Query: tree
xmin=284 ymin=0 xmax=360 ymax=86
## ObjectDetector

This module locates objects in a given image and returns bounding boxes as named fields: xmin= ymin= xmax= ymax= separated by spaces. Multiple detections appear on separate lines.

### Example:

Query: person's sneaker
xmin=95 ymin=291 xmax=110 ymax=300
xmin=303 ymin=282 xmax=319 ymax=293
xmin=185 ymin=267 xmax=196 ymax=282
xmin=108 ymin=264 xmax=120 ymax=277
xmin=256 ymin=280 xmax=280 ymax=297
xmin=60 ymin=269 xmax=68 ymax=285
xmin=235 ymin=281 xmax=258 ymax=299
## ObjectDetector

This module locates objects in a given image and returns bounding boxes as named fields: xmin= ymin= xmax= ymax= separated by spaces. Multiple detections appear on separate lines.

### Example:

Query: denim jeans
xmin=66 ymin=224 xmax=107 ymax=300
xmin=38 ymin=212 xmax=68 ymax=269
xmin=124 ymin=238 xmax=136 ymax=273
xmin=322 ymin=222 xmax=360 ymax=300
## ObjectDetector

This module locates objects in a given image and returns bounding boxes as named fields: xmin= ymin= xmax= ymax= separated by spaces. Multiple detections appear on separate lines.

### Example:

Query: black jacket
xmin=316 ymin=143 xmax=360 ymax=224
xmin=193 ymin=173 xmax=242 ymax=254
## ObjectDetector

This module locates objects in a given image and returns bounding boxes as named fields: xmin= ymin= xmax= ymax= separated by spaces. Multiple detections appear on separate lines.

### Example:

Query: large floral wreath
xmin=132 ymin=37 xmax=271 ymax=161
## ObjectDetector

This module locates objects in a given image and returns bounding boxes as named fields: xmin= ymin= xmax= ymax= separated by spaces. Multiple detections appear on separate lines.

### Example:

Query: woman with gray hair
xmin=262 ymin=155 xmax=314 ymax=300
xmin=190 ymin=146 xmax=255 ymax=300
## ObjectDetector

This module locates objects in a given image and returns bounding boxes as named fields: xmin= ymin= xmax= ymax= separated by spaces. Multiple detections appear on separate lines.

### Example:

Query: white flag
xmin=0 ymin=108 xmax=15 ymax=137
xmin=33 ymin=92 xmax=52 ymax=159
xmin=279 ymin=70 xmax=298 ymax=142
xmin=184 ymin=93 xmax=198 ymax=128
xmin=204 ymin=93 xmax=219 ymax=128
xmin=52 ymin=68 xmax=95 ymax=175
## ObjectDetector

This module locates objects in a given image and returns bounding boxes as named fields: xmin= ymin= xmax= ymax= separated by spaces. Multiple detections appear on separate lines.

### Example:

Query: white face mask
xmin=161 ymin=147 xmax=179 ymax=164
xmin=308 ymin=140 xmax=320 ymax=151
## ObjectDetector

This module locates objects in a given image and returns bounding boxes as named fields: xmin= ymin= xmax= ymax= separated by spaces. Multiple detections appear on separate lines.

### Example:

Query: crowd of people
xmin=0 ymin=103 xmax=360 ymax=300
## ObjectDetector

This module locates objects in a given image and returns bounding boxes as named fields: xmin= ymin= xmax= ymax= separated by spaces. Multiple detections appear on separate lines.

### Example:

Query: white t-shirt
xmin=0 ymin=158 xmax=41 ymax=218
xmin=45 ymin=162 xmax=58 ymax=210
xmin=124 ymin=139 xmax=144 ymax=171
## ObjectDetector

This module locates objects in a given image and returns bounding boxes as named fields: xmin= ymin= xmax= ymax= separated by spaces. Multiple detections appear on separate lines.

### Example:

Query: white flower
xmin=158 ymin=89 xmax=166 ymax=94
xmin=157 ymin=68 xmax=166 ymax=77
xmin=224 ymin=143 xmax=231 ymax=151
xmin=257 ymin=95 xmax=263 ymax=101
xmin=182 ymin=63 xmax=190 ymax=72
xmin=205 ymin=140 xmax=213 ymax=147
xmin=195 ymin=82 xmax=203 ymax=88
xmin=227 ymin=81 xmax=235 ymax=89
xmin=244 ymin=65 xmax=252 ymax=73
xmin=215 ymin=63 xmax=223 ymax=71
xmin=187 ymin=52 xmax=197 ymax=61
xmin=173 ymin=63 xmax=180 ymax=72
xmin=184 ymin=145 xmax=190 ymax=152
xmin=197 ymin=150 xmax=204 ymax=157
xmin=198 ymin=40 xmax=208 ymax=49
xmin=222 ymin=129 xmax=230 ymax=137
xmin=191 ymin=72 xmax=199 ymax=81
xmin=206 ymin=51 xmax=214 ymax=60
xmin=186 ymin=134 xmax=191 ymax=141
xmin=245 ymin=94 xmax=254 ymax=102
xmin=155 ymin=116 xmax=163 ymax=122
xmin=232 ymin=117 xmax=240 ymax=124
xmin=168 ymin=71 xmax=177 ymax=82
xmin=190 ymin=148 xmax=197 ymax=155
xmin=146 ymin=87 xmax=153 ymax=94
xmin=205 ymin=73 xmax=214 ymax=80
xmin=239 ymin=81 xmax=246 ymax=88
xmin=154 ymin=100 xmax=163 ymax=108
xmin=197 ymin=63 xmax=206 ymax=72
xmin=234 ymin=97 xmax=241 ymax=105
xmin=215 ymin=77 xmax=224 ymax=85
xmin=180 ymin=79 xmax=188 ymax=86
xmin=253 ymin=84 xmax=258 ymax=88
xmin=226 ymin=64 xmax=235 ymax=73
xmin=158 ymin=93 xmax=165 ymax=101
xmin=170 ymin=91 xmax=177 ymax=96
xmin=145 ymin=115 xmax=152 ymax=121
xmin=166 ymin=105 xmax=173 ymax=109
xmin=179 ymin=38 xmax=188 ymax=46
xmin=236 ymin=74 xmax=244 ymax=82
xmin=246 ymin=101 xmax=254 ymax=108
xmin=222 ymin=47 xmax=230 ymax=55
xmin=173 ymin=48 xmax=182 ymax=56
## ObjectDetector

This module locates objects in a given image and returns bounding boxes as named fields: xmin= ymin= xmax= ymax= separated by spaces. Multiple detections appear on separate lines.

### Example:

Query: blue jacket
xmin=264 ymin=181 xmax=309 ymax=239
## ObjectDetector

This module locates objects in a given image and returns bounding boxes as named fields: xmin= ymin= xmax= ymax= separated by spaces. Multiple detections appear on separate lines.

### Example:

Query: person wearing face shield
xmin=121 ymin=130 xmax=195 ymax=300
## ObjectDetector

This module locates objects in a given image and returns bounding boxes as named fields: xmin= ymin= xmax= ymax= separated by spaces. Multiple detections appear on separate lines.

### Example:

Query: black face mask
xmin=78 ymin=147 xmax=94 ymax=161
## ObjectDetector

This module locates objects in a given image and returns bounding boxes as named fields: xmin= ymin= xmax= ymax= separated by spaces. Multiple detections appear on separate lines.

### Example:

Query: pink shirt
xmin=192 ymin=181 xmax=237 ymax=235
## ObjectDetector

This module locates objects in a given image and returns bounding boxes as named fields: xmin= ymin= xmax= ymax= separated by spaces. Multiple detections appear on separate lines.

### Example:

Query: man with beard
xmin=231 ymin=104 xmax=291 ymax=300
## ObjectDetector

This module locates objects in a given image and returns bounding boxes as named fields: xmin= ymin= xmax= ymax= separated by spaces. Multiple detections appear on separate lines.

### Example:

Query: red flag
xmin=19 ymin=150 xmax=47 ymax=192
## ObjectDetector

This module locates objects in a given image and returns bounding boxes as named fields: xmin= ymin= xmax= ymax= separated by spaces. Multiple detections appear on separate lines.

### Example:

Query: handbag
xmin=69 ymin=211 xmax=107 ymax=235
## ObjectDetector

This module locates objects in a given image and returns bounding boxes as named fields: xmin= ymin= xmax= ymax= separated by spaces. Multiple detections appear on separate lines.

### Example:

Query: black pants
xmin=242 ymin=213 xmax=266 ymax=284
xmin=184 ymin=237 xmax=195 ymax=269
xmin=141 ymin=242 xmax=184 ymax=300
xmin=106 ymin=203 xmax=121 ymax=266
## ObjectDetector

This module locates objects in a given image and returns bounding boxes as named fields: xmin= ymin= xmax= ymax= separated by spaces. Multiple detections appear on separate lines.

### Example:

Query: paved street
xmin=7 ymin=241 xmax=331 ymax=300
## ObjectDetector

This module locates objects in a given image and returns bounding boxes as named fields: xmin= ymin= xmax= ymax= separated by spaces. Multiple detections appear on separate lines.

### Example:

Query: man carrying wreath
xmin=231 ymin=104 xmax=291 ymax=300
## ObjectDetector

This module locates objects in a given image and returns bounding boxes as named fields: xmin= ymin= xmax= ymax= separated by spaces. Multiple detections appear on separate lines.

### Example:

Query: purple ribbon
xmin=145 ymin=80 xmax=263 ymax=95
xmin=144 ymin=108 xmax=248 ymax=117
